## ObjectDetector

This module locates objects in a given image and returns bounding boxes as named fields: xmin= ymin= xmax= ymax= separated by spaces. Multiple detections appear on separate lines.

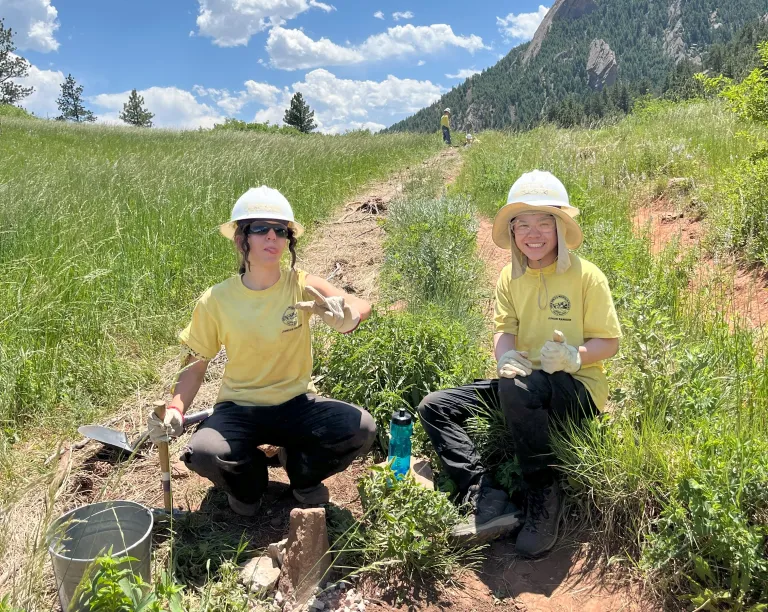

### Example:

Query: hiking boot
xmin=293 ymin=483 xmax=330 ymax=505
xmin=450 ymin=475 xmax=523 ymax=546
xmin=227 ymin=493 xmax=261 ymax=517
xmin=515 ymin=480 xmax=563 ymax=558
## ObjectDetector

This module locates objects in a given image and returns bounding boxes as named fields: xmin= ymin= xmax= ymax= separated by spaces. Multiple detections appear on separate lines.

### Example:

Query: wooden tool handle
xmin=153 ymin=400 xmax=172 ymax=513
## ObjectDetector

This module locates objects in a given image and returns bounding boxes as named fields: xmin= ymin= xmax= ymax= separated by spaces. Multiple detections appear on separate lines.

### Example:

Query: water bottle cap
xmin=391 ymin=408 xmax=412 ymax=426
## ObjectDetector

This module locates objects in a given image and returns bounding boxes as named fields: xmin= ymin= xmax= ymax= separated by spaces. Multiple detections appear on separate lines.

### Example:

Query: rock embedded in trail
xmin=278 ymin=508 xmax=332 ymax=607
xmin=239 ymin=554 xmax=281 ymax=594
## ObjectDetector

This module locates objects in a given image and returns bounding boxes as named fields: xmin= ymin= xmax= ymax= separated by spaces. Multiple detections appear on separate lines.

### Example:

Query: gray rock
xmin=240 ymin=555 xmax=280 ymax=595
xmin=522 ymin=0 xmax=597 ymax=65
xmin=586 ymin=39 xmax=618 ymax=91
xmin=268 ymin=538 xmax=288 ymax=568
xmin=278 ymin=508 xmax=332 ymax=607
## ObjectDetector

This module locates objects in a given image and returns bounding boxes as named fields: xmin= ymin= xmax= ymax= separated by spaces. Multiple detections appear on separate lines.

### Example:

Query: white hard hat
xmin=492 ymin=170 xmax=582 ymax=250
xmin=466 ymin=133 xmax=473 ymax=139
xmin=444 ymin=108 xmax=451 ymax=113
xmin=219 ymin=186 xmax=305 ymax=240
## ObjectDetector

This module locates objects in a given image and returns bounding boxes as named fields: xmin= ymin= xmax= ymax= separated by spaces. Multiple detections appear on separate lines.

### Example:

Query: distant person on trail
xmin=147 ymin=186 xmax=376 ymax=515
xmin=441 ymin=108 xmax=451 ymax=145
xmin=418 ymin=170 xmax=621 ymax=557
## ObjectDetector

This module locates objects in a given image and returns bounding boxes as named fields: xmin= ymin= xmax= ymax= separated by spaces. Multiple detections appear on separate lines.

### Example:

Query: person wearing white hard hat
xmin=441 ymin=108 xmax=451 ymax=145
xmin=147 ymin=186 xmax=376 ymax=514
xmin=418 ymin=170 xmax=621 ymax=556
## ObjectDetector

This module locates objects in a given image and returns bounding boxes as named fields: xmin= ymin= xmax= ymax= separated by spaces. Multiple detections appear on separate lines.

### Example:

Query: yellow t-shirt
xmin=441 ymin=115 xmax=450 ymax=128
xmin=179 ymin=269 xmax=316 ymax=406
xmin=494 ymin=255 xmax=622 ymax=410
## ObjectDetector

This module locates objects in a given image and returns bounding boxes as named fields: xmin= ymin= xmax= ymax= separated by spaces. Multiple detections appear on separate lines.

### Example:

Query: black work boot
xmin=515 ymin=480 xmax=563 ymax=558
xmin=451 ymin=474 xmax=523 ymax=546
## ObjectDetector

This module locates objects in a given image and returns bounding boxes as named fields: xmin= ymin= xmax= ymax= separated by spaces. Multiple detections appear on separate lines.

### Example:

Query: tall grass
xmin=0 ymin=118 xmax=439 ymax=443
xmin=456 ymin=99 xmax=768 ymax=606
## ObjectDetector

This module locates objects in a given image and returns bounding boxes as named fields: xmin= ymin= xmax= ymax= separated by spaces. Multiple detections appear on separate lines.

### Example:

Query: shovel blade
xmin=78 ymin=425 xmax=134 ymax=452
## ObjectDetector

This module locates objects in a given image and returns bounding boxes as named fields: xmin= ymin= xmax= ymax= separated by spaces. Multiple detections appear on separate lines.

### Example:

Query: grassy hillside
xmin=455 ymin=99 xmax=768 ymax=606
xmin=0 ymin=119 xmax=439 ymax=441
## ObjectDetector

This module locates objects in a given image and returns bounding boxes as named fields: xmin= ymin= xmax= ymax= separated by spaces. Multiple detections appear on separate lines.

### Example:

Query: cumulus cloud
xmin=11 ymin=59 xmax=64 ymax=117
xmin=417 ymin=59 xmax=426 ymax=66
xmin=193 ymin=80 xmax=281 ymax=114
xmin=0 ymin=0 xmax=60 ymax=52
xmin=255 ymin=68 xmax=443 ymax=133
xmin=392 ymin=11 xmax=413 ymax=21
xmin=496 ymin=5 xmax=549 ymax=41
xmin=91 ymin=87 xmax=225 ymax=129
xmin=196 ymin=0 xmax=333 ymax=47
xmin=267 ymin=23 xmax=486 ymax=70
xmin=446 ymin=68 xmax=480 ymax=79
xmin=373 ymin=10 xmax=384 ymax=19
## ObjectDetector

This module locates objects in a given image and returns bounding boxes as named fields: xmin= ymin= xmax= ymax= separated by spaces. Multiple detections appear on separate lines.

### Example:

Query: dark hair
xmin=235 ymin=220 xmax=296 ymax=274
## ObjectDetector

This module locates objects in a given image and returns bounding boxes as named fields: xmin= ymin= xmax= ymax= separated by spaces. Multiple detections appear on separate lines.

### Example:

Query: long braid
xmin=288 ymin=232 xmax=297 ymax=269
xmin=235 ymin=221 xmax=251 ymax=274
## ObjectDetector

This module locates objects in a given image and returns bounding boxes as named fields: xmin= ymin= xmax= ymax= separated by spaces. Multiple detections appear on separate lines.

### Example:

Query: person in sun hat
xmin=146 ymin=186 xmax=376 ymax=515
xmin=441 ymin=108 xmax=451 ymax=145
xmin=418 ymin=170 xmax=621 ymax=556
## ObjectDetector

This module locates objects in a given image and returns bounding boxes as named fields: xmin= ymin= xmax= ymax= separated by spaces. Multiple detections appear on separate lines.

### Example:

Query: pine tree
xmin=119 ymin=89 xmax=154 ymax=127
xmin=0 ymin=18 xmax=34 ymax=105
xmin=283 ymin=92 xmax=316 ymax=133
xmin=56 ymin=74 xmax=96 ymax=122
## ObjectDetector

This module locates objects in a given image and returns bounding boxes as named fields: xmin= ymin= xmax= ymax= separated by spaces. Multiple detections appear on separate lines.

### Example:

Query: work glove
xmin=497 ymin=350 xmax=533 ymax=379
xmin=147 ymin=405 xmax=184 ymax=443
xmin=295 ymin=286 xmax=360 ymax=334
xmin=540 ymin=330 xmax=581 ymax=374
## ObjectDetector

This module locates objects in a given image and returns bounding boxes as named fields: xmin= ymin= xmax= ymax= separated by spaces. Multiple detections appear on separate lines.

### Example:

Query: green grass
xmin=0 ymin=118 xmax=439 ymax=446
xmin=455 ymin=99 xmax=768 ymax=606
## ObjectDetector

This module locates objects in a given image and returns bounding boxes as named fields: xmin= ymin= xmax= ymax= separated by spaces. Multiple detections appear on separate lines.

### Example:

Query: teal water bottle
xmin=388 ymin=409 xmax=413 ymax=479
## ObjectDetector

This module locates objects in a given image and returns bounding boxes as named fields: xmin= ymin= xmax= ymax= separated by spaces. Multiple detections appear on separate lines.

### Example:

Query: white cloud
xmin=91 ymin=87 xmax=225 ymax=129
xmin=0 ymin=0 xmax=60 ymax=52
xmin=497 ymin=5 xmax=549 ymax=41
xmin=392 ymin=11 xmax=413 ymax=21
xmin=373 ymin=10 xmax=384 ymax=19
xmin=267 ymin=23 xmax=486 ymax=70
xmin=12 ymin=59 xmax=64 ymax=117
xmin=254 ymin=68 xmax=443 ymax=133
xmin=417 ymin=59 xmax=425 ymax=66
xmin=446 ymin=68 xmax=480 ymax=79
xmin=193 ymin=80 xmax=281 ymax=114
xmin=196 ymin=0 xmax=332 ymax=47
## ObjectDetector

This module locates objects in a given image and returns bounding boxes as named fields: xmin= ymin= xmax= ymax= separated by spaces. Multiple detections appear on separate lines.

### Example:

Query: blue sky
xmin=5 ymin=0 xmax=550 ymax=132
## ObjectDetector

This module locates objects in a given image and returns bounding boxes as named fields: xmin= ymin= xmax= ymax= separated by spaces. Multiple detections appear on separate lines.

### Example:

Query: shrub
xmin=313 ymin=309 xmax=492 ymax=452
xmin=328 ymin=463 xmax=481 ymax=586
xmin=0 ymin=104 xmax=34 ymax=119
xmin=381 ymin=196 xmax=486 ymax=334
xmin=211 ymin=117 xmax=302 ymax=135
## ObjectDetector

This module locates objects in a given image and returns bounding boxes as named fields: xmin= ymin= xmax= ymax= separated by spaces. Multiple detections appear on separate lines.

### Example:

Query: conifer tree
xmin=56 ymin=74 xmax=96 ymax=122
xmin=119 ymin=89 xmax=154 ymax=127
xmin=0 ymin=18 xmax=33 ymax=105
xmin=283 ymin=92 xmax=317 ymax=133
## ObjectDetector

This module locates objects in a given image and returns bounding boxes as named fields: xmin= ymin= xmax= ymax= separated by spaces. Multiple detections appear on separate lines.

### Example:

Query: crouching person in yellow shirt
xmin=418 ymin=171 xmax=621 ymax=556
xmin=147 ymin=186 xmax=376 ymax=515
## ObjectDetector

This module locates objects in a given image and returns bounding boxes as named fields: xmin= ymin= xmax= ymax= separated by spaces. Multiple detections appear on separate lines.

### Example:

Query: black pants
xmin=182 ymin=394 xmax=377 ymax=503
xmin=417 ymin=372 xmax=596 ymax=495
xmin=442 ymin=126 xmax=451 ymax=144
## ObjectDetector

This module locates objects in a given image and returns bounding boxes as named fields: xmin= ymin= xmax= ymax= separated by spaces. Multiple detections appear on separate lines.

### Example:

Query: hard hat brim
xmin=492 ymin=202 xmax=582 ymax=250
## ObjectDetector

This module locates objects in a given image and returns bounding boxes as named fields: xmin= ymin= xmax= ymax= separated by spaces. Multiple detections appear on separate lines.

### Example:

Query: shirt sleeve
xmin=178 ymin=296 xmax=220 ymax=360
xmin=583 ymin=269 xmax=622 ymax=339
xmin=494 ymin=266 xmax=519 ymax=335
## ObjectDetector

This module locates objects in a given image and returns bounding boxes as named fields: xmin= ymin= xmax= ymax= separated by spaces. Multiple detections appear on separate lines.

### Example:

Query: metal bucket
xmin=48 ymin=501 xmax=153 ymax=611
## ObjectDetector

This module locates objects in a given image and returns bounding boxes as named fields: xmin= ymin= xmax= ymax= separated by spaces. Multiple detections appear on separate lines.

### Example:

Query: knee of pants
xmin=355 ymin=409 xmax=378 ymax=454
xmin=417 ymin=391 xmax=447 ymax=424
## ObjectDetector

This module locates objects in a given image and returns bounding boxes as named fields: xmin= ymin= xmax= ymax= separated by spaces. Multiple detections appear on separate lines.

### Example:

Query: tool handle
xmin=183 ymin=407 xmax=214 ymax=427
xmin=153 ymin=400 xmax=173 ymax=513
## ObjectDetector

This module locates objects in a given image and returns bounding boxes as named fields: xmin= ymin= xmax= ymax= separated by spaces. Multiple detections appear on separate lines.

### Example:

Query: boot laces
xmin=525 ymin=487 xmax=551 ymax=530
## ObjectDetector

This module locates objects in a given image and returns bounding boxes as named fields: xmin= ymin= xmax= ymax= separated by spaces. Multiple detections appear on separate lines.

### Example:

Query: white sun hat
xmin=219 ymin=186 xmax=305 ymax=240
xmin=444 ymin=108 xmax=451 ymax=113
xmin=492 ymin=170 xmax=582 ymax=250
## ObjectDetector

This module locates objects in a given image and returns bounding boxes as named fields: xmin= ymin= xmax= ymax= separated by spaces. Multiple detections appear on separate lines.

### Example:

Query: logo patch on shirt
xmin=549 ymin=295 xmax=571 ymax=317
xmin=282 ymin=306 xmax=298 ymax=327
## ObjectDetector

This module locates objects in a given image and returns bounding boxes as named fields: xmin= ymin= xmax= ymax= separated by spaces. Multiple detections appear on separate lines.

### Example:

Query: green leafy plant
xmin=313 ymin=309 xmax=492 ymax=451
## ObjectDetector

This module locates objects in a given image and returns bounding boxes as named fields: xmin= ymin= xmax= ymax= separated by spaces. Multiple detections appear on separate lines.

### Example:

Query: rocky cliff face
xmin=522 ymin=0 xmax=597 ymax=65
xmin=586 ymin=39 xmax=618 ymax=90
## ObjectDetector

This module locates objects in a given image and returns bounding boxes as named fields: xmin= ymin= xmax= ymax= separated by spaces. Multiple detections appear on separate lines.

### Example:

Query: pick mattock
xmin=152 ymin=400 xmax=173 ymax=513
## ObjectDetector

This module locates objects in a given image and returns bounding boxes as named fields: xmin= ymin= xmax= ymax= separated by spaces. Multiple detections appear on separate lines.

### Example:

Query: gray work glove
xmin=295 ymin=286 xmax=360 ymax=334
xmin=147 ymin=405 xmax=184 ymax=443
xmin=497 ymin=350 xmax=533 ymax=379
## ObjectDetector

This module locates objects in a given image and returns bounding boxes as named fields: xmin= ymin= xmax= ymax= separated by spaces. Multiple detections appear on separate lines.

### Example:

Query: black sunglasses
xmin=245 ymin=223 xmax=291 ymax=238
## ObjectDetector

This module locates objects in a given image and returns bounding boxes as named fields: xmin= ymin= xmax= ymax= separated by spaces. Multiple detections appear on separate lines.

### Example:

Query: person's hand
xmin=540 ymin=330 xmax=581 ymax=374
xmin=497 ymin=350 xmax=533 ymax=379
xmin=147 ymin=405 xmax=184 ymax=443
xmin=295 ymin=286 xmax=360 ymax=333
